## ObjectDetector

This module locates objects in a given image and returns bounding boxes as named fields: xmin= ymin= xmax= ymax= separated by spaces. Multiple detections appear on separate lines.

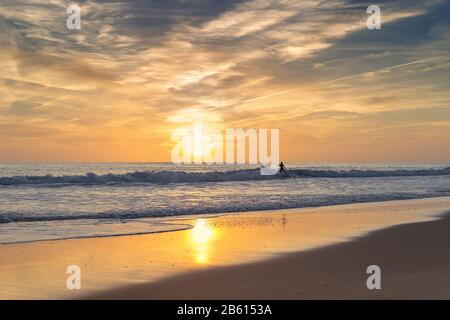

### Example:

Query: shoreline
xmin=1 ymin=196 xmax=450 ymax=299
xmin=2 ymin=195 xmax=449 ymax=245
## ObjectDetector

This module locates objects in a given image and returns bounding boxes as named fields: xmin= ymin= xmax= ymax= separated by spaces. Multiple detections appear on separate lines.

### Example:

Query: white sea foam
xmin=0 ymin=167 xmax=448 ymax=186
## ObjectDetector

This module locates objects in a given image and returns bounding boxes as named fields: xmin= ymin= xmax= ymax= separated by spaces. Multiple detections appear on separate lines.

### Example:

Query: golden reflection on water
xmin=190 ymin=219 xmax=215 ymax=264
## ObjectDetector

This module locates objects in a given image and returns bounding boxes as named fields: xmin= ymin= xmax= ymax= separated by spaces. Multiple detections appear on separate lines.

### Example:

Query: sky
xmin=0 ymin=0 xmax=449 ymax=163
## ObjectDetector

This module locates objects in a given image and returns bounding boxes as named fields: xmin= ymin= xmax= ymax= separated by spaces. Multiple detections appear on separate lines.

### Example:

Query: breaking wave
xmin=0 ymin=167 xmax=449 ymax=186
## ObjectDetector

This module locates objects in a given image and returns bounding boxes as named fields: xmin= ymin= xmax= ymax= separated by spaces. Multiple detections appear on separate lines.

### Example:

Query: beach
xmin=2 ymin=0 xmax=450 ymax=304
xmin=92 ymin=204 xmax=450 ymax=299
xmin=1 ymin=196 xmax=450 ymax=300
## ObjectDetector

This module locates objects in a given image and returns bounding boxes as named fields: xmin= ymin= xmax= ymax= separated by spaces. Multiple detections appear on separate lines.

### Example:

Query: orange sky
xmin=1 ymin=0 xmax=449 ymax=163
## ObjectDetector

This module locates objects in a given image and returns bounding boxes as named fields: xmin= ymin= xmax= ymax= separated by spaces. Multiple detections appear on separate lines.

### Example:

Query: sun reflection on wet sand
xmin=190 ymin=219 xmax=215 ymax=264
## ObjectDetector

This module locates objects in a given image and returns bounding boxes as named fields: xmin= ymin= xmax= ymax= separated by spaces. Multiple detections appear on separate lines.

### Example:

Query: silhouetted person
xmin=279 ymin=162 xmax=287 ymax=176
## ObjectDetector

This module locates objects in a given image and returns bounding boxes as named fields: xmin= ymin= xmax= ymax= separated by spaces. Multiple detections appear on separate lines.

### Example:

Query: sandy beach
xmin=2 ymin=0 xmax=450 ymax=304
xmin=92 ymin=208 xmax=450 ymax=300
xmin=1 ymin=197 xmax=450 ymax=299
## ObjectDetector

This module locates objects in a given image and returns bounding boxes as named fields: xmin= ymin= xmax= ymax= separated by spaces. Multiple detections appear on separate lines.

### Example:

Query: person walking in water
xmin=279 ymin=162 xmax=287 ymax=176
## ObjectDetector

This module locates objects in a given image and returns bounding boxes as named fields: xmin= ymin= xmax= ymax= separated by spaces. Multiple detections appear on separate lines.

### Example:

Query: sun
xmin=173 ymin=121 xmax=223 ymax=164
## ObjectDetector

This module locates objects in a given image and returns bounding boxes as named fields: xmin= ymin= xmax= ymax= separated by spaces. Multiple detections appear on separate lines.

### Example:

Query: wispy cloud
xmin=0 ymin=0 xmax=449 ymax=161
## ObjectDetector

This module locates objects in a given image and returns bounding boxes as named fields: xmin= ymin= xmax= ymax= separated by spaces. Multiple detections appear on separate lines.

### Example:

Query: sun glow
xmin=172 ymin=121 xmax=224 ymax=164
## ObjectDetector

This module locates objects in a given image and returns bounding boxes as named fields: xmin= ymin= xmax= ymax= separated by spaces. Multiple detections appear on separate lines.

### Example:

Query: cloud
xmin=0 ymin=0 xmax=449 ymax=161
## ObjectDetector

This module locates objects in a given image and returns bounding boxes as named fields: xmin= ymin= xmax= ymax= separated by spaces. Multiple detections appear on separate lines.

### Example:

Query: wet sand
xmin=92 ymin=210 xmax=450 ymax=299
xmin=1 ymin=197 xmax=450 ymax=299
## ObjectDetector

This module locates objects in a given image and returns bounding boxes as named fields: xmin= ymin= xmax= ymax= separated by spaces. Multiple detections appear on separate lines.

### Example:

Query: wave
xmin=1 ymin=192 xmax=444 ymax=224
xmin=293 ymin=167 xmax=450 ymax=178
xmin=0 ymin=167 xmax=449 ymax=186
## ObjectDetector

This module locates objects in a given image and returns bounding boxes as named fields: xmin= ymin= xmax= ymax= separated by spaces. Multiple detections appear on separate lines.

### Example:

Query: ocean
xmin=0 ymin=163 xmax=449 ymax=244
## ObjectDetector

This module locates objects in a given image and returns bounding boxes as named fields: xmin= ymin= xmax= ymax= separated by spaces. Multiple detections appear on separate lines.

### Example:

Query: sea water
xmin=0 ymin=163 xmax=449 ymax=244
